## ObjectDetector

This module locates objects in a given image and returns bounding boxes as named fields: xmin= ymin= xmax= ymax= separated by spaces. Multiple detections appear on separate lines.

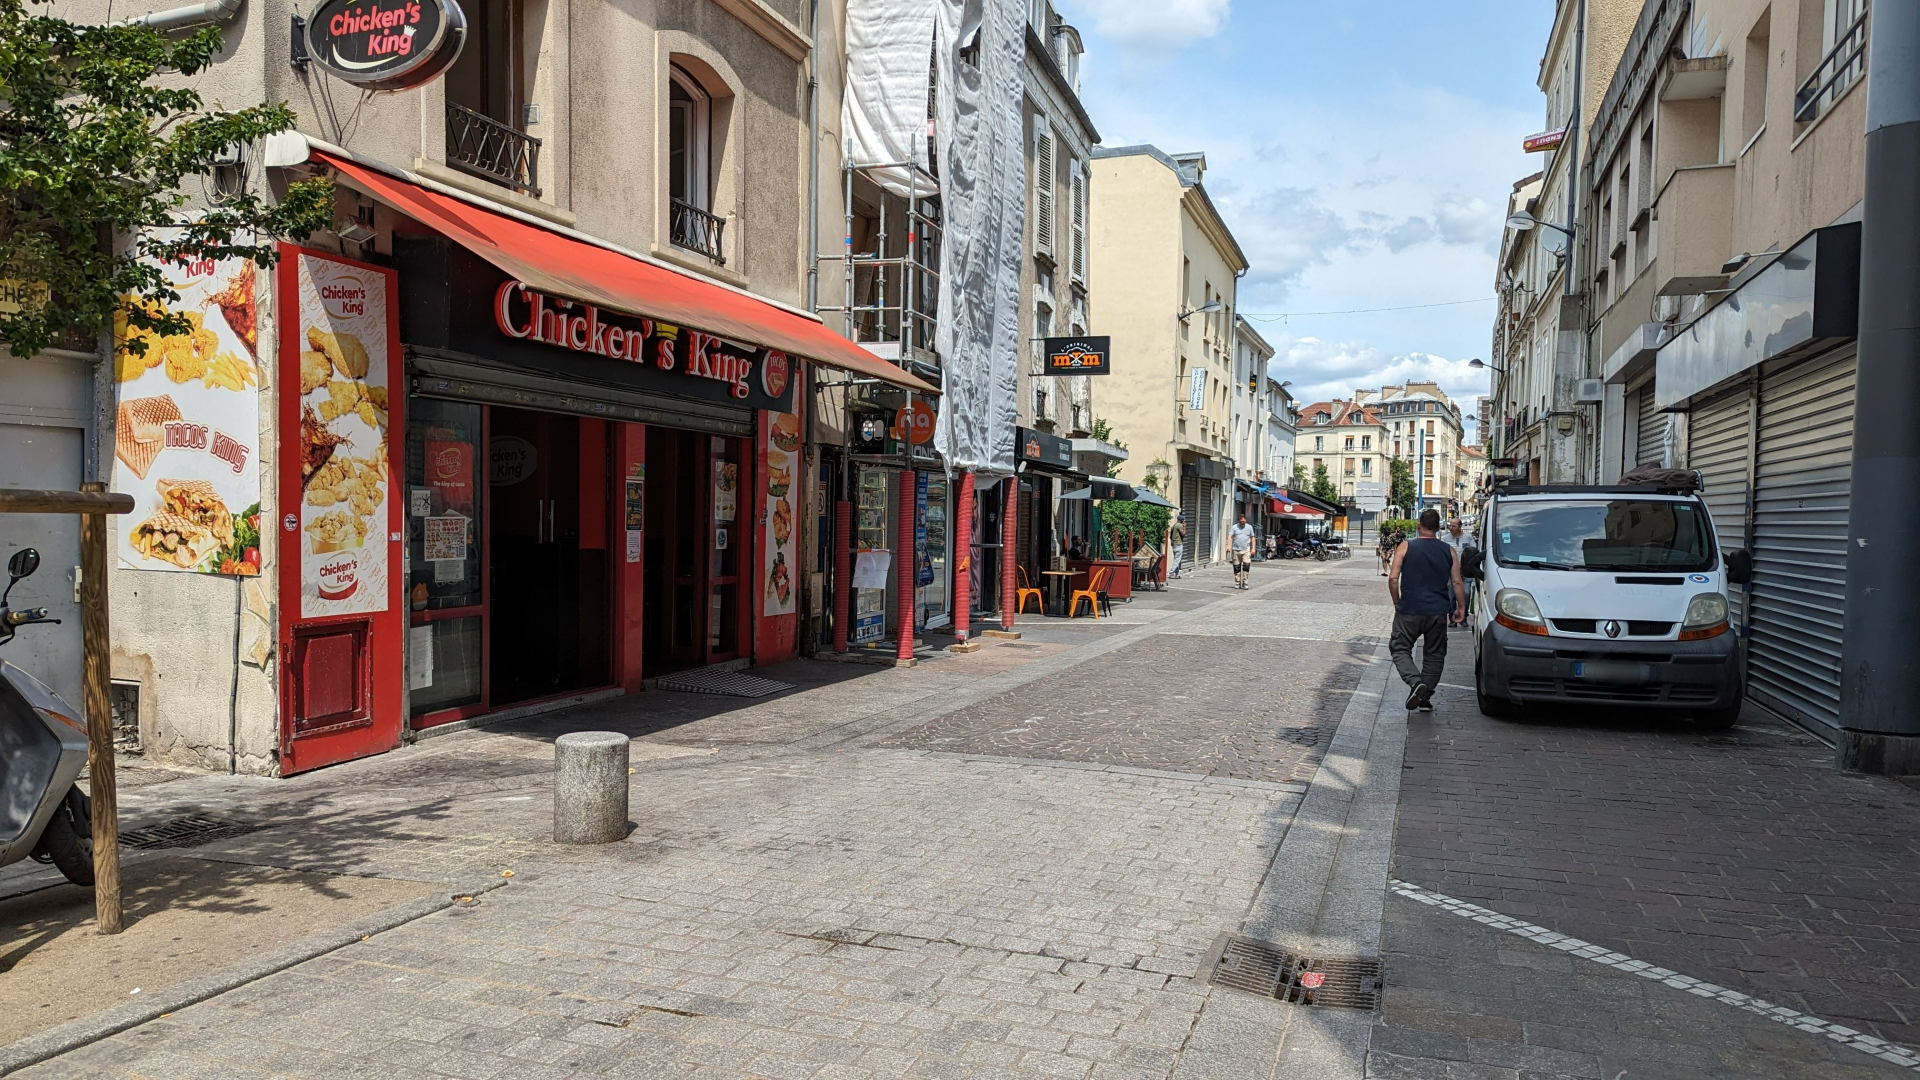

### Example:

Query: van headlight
xmin=1679 ymin=592 xmax=1730 ymax=640
xmin=1493 ymin=588 xmax=1548 ymax=636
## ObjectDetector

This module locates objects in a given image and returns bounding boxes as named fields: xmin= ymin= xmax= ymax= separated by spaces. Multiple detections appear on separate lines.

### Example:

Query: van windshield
xmin=1491 ymin=500 xmax=1715 ymax=572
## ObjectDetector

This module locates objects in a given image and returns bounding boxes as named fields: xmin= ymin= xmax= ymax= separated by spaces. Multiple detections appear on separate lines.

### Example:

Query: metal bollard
xmin=552 ymin=731 xmax=631 ymax=844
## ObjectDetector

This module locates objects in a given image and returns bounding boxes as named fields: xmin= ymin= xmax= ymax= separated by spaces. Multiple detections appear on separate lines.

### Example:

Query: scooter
xmin=0 ymin=547 xmax=95 ymax=886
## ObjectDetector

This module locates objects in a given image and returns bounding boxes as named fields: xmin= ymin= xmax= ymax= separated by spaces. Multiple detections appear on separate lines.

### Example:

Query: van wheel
xmin=33 ymin=787 xmax=94 ymax=888
xmin=1475 ymin=656 xmax=1514 ymax=719
xmin=1695 ymin=703 xmax=1742 ymax=730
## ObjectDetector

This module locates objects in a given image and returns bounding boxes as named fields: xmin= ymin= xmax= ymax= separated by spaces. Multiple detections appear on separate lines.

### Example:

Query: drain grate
xmin=653 ymin=668 xmax=793 ymax=698
xmin=119 ymin=814 xmax=264 ymax=850
xmin=1203 ymin=933 xmax=1383 ymax=1010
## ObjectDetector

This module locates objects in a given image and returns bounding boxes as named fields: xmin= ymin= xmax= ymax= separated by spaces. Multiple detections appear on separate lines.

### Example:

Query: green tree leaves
xmin=0 ymin=1 xmax=331 ymax=356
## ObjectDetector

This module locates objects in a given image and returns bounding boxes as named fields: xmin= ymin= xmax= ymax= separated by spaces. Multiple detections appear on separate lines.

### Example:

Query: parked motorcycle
xmin=0 ymin=547 xmax=95 ymax=886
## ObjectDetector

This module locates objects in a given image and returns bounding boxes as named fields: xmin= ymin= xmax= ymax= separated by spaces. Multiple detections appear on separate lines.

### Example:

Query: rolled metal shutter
xmin=1686 ymin=387 xmax=1754 ymax=628
xmin=1746 ymin=348 xmax=1856 ymax=738
xmin=1180 ymin=475 xmax=1200 ymax=567
xmin=1197 ymin=480 xmax=1219 ymax=564
xmin=1635 ymin=383 xmax=1667 ymax=466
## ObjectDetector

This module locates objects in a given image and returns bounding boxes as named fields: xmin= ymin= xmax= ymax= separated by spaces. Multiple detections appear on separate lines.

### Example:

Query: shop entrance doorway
xmin=642 ymin=427 xmax=747 ymax=676
xmin=488 ymin=408 xmax=612 ymax=706
xmin=404 ymin=401 xmax=613 ymax=724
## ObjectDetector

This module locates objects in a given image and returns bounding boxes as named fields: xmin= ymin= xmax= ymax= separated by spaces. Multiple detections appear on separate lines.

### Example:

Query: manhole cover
xmin=654 ymin=668 xmax=793 ymax=698
xmin=119 ymin=814 xmax=264 ymax=850
xmin=1203 ymin=933 xmax=1382 ymax=1010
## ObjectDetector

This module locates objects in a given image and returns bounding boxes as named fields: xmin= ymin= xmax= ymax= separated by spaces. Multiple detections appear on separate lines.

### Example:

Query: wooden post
xmin=79 ymin=481 xmax=121 ymax=935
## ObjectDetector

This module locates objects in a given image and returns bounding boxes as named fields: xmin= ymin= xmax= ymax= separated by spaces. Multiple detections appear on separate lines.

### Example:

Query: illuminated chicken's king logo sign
xmin=305 ymin=0 xmax=467 ymax=91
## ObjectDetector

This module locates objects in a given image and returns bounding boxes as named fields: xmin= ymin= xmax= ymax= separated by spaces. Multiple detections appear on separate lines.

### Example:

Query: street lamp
xmin=1178 ymin=299 xmax=1223 ymax=322
xmin=1505 ymin=211 xmax=1574 ymax=255
xmin=1467 ymin=358 xmax=1508 ymax=374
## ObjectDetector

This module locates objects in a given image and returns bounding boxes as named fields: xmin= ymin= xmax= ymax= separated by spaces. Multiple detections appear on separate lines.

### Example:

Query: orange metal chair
xmin=1068 ymin=566 xmax=1111 ymax=619
xmin=1016 ymin=566 xmax=1045 ymax=615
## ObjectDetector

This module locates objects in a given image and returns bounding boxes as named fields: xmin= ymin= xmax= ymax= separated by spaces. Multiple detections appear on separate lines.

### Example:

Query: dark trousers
xmin=1390 ymin=613 xmax=1448 ymax=691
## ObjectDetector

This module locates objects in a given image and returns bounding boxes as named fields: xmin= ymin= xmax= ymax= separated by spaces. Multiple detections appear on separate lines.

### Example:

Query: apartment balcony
xmin=445 ymin=101 xmax=541 ymax=197
xmin=1653 ymin=164 xmax=1734 ymax=297
xmin=670 ymin=199 xmax=727 ymax=265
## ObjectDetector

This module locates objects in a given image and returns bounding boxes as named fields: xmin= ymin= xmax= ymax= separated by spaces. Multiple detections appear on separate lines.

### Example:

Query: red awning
xmin=315 ymin=151 xmax=937 ymax=395
xmin=1270 ymin=497 xmax=1324 ymax=517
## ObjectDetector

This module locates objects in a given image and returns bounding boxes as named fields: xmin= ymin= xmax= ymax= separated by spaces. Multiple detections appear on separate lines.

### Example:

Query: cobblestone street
xmin=4 ymin=560 xmax=1918 ymax=1078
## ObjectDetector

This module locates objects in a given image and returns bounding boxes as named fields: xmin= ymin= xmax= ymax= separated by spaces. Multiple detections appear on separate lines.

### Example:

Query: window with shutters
xmin=1070 ymin=167 xmax=1087 ymax=283
xmin=1033 ymin=125 xmax=1055 ymax=258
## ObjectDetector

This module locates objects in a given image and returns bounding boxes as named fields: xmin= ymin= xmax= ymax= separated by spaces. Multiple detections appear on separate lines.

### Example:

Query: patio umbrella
xmin=1131 ymin=487 xmax=1177 ymax=508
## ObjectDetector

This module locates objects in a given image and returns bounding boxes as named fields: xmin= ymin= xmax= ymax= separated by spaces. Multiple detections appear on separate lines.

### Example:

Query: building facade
xmin=1486 ymin=0 xmax=1639 ymax=483
xmin=1087 ymin=146 xmax=1249 ymax=568
xmin=1355 ymin=382 xmax=1469 ymax=512
xmin=61 ymin=0 xmax=937 ymax=775
xmin=1294 ymin=401 xmax=1388 ymax=504
xmin=1577 ymin=0 xmax=1871 ymax=746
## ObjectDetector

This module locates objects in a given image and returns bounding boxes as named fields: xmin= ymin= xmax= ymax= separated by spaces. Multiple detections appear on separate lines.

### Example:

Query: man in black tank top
xmin=1387 ymin=509 xmax=1465 ymax=712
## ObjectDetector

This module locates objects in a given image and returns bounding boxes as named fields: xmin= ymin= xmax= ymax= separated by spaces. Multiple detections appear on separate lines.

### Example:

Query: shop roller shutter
xmin=1635 ymin=383 xmax=1668 ymax=466
xmin=409 ymin=352 xmax=753 ymax=437
xmin=1746 ymin=348 xmax=1855 ymax=738
xmin=1686 ymin=387 xmax=1754 ymax=628
xmin=1180 ymin=475 xmax=1200 ymax=568
xmin=1197 ymin=480 xmax=1219 ymax=565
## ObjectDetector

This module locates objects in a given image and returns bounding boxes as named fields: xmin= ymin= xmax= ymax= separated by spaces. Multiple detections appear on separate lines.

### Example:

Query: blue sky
xmin=1056 ymin=0 xmax=1558 ymax=431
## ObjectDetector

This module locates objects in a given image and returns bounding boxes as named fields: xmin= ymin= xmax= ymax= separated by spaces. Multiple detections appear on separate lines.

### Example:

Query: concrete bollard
xmin=553 ymin=731 xmax=630 ymax=844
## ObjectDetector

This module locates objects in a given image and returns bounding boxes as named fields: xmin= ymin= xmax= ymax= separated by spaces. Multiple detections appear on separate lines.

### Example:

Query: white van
xmin=1464 ymin=478 xmax=1753 ymax=727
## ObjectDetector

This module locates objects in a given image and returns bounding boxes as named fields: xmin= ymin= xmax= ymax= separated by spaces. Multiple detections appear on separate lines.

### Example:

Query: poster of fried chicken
xmin=762 ymin=411 xmax=800 ymax=617
xmin=289 ymin=251 xmax=394 ymax=619
xmin=112 ymin=242 xmax=263 ymax=576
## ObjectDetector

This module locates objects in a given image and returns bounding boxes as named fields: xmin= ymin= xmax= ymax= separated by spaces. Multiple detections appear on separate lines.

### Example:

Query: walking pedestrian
xmin=1439 ymin=516 xmax=1478 ymax=627
xmin=1387 ymin=509 xmax=1465 ymax=712
xmin=1168 ymin=513 xmax=1186 ymax=579
xmin=1228 ymin=515 xmax=1255 ymax=589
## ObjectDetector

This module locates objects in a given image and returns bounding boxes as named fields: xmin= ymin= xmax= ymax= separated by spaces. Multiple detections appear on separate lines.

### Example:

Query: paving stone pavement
xmin=1377 ymin=632 xmax=1920 ymax=1077
xmin=875 ymin=634 xmax=1372 ymax=784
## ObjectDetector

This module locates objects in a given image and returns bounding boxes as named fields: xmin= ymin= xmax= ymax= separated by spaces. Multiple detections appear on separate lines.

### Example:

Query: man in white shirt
xmin=1441 ymin=517 xmax=1478 ymax=626
xmin=1228 ymin=516 xmax=1256 ymax=589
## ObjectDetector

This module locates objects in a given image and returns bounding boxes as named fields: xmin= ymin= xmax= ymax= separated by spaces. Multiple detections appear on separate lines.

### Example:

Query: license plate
xmin=1573 ymin=660 xmax=1652 ymax=685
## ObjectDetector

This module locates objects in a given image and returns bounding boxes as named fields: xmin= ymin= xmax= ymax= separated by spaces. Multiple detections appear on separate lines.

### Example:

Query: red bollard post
xmin=897 ymin=470 xmax=916 ymax=663
xmin=833 ymin=499 xmax=851 ymax=653
xmin=1002 ymin=475 xmax=1019 ymax=630
xmin=953 ymin=471 xmax=973 ymax=645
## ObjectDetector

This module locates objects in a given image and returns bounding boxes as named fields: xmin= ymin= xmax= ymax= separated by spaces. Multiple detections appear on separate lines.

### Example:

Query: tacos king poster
xmin=762 ymin=412 xmax=799 ymax=617
xmin=295 ymin=253 xmax=393 ymax=619
xmin=112 ymin=246 xmax=264 ymax=577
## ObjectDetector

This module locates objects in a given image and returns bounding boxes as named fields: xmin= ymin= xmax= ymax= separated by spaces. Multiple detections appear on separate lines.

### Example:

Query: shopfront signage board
xmin=893 ymin=400 xmax=935 ymax=444
xmin=488 ymin=279 xmax=797 ymax=414
xmin=1042 ymin=336 xmax=1110 ymax=376
xmin=1523 ymin=128 xmax=1566 ymax=153
xmin=1017 ymin=426 xmax=1074 ymax=471
xmin=1189 ymin=367 xmax=1206 ymax=411
xmin=305 ymin=0 xmax=467 ymax=91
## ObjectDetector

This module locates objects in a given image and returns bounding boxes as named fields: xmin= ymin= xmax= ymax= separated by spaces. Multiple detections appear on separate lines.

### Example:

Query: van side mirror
xmin=1460 ymin=550 xmax=1484 ymax=580
xmin=1725 ymin=549 xmax=1753 ymax=585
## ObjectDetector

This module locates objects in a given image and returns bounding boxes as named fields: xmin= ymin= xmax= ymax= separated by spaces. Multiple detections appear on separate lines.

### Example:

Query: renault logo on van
xmin=1604 ymin=620 xmax=1622 ymax=638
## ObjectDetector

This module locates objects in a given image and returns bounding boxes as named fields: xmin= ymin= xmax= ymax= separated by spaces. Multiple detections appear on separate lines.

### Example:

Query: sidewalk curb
xmin=0 ymin=875 xmax=510 ymax=1076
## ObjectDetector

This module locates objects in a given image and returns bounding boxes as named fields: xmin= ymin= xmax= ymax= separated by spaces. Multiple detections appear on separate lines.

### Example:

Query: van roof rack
xmin=1492 ymin=480 xmax=1702 ymax=496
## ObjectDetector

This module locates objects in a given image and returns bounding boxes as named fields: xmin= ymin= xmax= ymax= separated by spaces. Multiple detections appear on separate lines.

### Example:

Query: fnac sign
xmin=893 ymin=400 xmax=935 ymax=445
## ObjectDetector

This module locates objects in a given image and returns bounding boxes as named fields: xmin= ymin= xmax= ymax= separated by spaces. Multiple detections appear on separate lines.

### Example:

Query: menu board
xmin=290 ymin=252 xmax=394 ymax=618
xmin=112 ymin=247 xmax=263 ymax=576
xmin=763 ymin=413 xmax=799 ymax=616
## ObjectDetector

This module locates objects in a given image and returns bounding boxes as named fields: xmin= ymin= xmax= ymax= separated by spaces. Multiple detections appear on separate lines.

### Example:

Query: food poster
xmin=289 ymin=252 xmax=394 ymax=618
xmin=112 ymin=249 xmax=263 ymax=575
xmin=763 ymin=413 xmax=799 ymax=616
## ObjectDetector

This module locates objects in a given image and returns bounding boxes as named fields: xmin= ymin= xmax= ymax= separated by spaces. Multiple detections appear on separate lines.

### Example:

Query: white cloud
xmin=1070 ymin=0 xmax=1232 ymax=50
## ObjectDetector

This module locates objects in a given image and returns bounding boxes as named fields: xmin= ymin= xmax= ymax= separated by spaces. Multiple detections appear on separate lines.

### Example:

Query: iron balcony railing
xmin=670 ymin=198 xmax=727 ymax=265
xmin=1794 ymin=5 xmax=1869 ymax=124
xmin=445 ymin=101 xmax=541 ymax=197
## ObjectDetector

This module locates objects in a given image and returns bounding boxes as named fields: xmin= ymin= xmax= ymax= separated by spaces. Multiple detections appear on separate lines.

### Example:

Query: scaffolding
xmin=821 ymin=161 xmax=942 ymax=382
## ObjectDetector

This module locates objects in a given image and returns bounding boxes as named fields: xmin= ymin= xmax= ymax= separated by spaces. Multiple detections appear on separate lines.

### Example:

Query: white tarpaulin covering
xmin=842 ymin=0 xmax=949 ymax=196
xmin=932 ymin=0 xmax=1025 ymax=479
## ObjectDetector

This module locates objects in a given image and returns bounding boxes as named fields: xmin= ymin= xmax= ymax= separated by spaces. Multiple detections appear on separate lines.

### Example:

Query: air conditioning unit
xmin=1574 ymin=378 xmax=1605 ymax=403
